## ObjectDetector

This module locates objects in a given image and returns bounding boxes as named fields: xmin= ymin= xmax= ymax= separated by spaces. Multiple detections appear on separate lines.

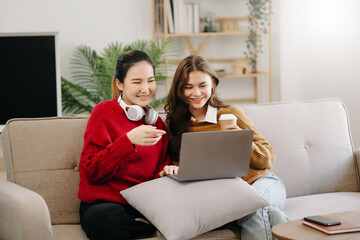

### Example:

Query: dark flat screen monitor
xmin=0 ymin=32 xmax=61 ymax=131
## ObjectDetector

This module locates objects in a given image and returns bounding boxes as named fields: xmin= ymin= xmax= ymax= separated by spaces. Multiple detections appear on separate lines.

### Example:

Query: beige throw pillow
xmin=121 ymin=176 xmax=268 ymax=240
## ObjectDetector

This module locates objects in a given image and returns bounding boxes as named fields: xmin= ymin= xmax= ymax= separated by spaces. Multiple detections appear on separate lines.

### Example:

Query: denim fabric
xmin=237 ymin=174 xmax=288 ymax=240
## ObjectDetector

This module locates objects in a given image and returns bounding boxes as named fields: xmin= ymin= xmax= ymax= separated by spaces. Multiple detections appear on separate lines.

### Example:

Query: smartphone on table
xmin=304 ymin=215 xmax=341 ymax=226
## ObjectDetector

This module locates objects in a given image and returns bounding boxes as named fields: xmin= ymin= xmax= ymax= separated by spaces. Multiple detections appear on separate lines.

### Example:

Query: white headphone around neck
xmin=118 ymin=95 xmax=158 ymax=125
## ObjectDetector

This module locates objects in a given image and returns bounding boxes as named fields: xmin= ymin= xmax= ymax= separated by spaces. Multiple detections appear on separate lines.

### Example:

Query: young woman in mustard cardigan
xmin=164 ymin=55 xmax=288 ymax=240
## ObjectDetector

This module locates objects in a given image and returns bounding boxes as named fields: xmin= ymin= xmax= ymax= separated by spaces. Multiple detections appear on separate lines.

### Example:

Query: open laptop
xmin=168 ymin=129 xmax=254 ymax=181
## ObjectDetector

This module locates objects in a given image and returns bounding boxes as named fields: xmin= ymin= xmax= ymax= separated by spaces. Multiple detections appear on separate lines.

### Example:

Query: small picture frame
xmin=233 ymin=59 xmax=250 ymax=75
xmin=220 ymin=21 xmax=238 ymax=32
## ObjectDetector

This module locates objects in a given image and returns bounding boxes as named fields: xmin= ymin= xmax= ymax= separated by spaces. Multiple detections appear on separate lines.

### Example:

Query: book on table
xmin=302 ymin=215 xmax=360 ymax=235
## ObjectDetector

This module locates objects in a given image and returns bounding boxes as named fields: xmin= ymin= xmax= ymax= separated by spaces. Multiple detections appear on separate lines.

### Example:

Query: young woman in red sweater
xmin=78 ymin=50 xmax=177 ymax=240
xmin=164 ymin=55 xmax=288 ymax=240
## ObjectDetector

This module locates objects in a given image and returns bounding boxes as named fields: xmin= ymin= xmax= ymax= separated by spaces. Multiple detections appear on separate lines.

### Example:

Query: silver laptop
xmin=168 ymin=129 xmax=254 ymax=181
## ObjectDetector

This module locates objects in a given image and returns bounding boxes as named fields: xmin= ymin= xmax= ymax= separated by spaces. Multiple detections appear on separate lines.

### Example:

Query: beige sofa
xmin=1 ymin=98 xmax=360 ymax=240
xmin=0 ymin=139 xmax=6 ymax=181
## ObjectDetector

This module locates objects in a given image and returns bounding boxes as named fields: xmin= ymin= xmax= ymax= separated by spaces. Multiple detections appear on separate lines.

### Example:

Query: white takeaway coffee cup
xmin=219 ymin=114 xmax=237 ymax=130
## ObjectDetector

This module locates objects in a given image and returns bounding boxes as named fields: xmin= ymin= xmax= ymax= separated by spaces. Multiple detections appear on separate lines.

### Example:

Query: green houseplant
xmin=61 ymin=38 xmax=176 ymax=115
xmin=244 ymin=0 xmax=272 ymax=72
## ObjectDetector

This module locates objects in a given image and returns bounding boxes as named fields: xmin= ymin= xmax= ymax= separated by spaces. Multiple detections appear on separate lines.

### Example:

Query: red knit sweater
xmin=78 ymin=99 xmax=170 ymax=204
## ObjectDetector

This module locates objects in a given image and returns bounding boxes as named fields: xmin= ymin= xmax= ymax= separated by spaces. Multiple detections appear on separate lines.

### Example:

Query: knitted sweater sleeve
xmin=230 ymin=106 xmax=275 ymax=170
xmin=153 ymin=119 xmax=172 ymax=178
xmin=80 ymin=103 xmax=136 ymax=184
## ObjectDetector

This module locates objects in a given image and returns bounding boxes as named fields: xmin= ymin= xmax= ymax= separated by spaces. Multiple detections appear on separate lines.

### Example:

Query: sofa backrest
xmin=1 ymin=117 xmax=87 ymax=224
xmin=1 ymin=99 xmax=358 ymax=225
xmin=239 ymin=99 xmax=359 ymax=198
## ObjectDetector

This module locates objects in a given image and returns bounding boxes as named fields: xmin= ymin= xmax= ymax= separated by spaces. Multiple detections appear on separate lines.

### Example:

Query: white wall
xmin=277 ymin=0 xmax=360 ymax=148
xmin=1 ymin=0 xmax=359 ymax=147
xmin=0 ymin=0 xmax=273 ymax=103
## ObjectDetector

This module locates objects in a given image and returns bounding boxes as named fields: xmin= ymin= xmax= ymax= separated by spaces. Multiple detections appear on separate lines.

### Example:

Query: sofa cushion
xmin=52 ymin=224 xmax=241 ymax=240
xmin=53 ymin=225 xmax=88 ymax=240
xmin=121 ymin=176 xmax=268 ymax=240
xmin=2 ymin=117 xmax=88 ymax=224
xmin=240 ymin=99 xmax=357 ymax=198
xmin=284 ymin=192 xmax=360 ymax=220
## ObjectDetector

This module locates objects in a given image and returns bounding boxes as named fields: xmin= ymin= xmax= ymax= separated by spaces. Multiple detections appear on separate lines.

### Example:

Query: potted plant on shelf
xmin=244 ymin=0 xmax=272 ymax=73
xmin=61 ymin=38 xmax=176 ymax=115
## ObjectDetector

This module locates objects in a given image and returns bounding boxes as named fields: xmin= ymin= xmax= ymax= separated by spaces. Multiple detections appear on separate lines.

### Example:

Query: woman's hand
xmin=225 ymin=124 xmax=242 ymax=131
xmin=159 ymin=165 xmax=179 ymax=177
xmin=127 ymin=125 xmax=166 ymax=146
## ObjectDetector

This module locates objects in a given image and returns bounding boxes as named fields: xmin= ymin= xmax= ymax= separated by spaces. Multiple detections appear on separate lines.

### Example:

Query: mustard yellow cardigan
xmin=165 ymin=106 xmax=275 ymax=184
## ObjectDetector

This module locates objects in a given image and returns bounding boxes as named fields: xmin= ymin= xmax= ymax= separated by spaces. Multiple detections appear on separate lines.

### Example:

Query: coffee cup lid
xmin=219 ymin=114 xmax=237 ymax=120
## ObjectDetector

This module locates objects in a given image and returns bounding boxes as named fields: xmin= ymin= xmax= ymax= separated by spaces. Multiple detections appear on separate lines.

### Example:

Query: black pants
xmin=80 ymin=201 xmax=156 ymax=240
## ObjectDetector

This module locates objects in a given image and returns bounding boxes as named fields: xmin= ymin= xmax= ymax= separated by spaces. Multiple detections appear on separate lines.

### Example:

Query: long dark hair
xmin=112 ymin=50 xmax=155 ymax=99
xmin=164 ymin=55 xmax=228 ymax=161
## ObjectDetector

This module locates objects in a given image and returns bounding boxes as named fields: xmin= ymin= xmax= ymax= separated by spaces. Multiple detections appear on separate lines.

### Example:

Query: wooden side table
xmin=272 ymin=210 xmax=360 ymax=240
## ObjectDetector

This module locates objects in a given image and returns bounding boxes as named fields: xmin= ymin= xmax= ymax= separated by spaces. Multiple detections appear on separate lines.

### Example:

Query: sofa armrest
xmin=356 ymin=148 xmax=360 ymax=188
xmin=356 ymin=148 xmax=360 ymax=162
xmin=0 ymin=181 xmax=54 ymax=240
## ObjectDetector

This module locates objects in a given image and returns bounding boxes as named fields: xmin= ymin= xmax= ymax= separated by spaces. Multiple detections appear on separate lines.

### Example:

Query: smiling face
xmin=116 ymin=61 xmax=155 ymax=107
xmin=183 ymin=70 xmax=213 ymax=118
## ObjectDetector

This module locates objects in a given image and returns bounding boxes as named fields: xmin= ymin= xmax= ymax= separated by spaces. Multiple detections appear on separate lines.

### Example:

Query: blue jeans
xmin=237 ymin=174 xmax=288 ymax=240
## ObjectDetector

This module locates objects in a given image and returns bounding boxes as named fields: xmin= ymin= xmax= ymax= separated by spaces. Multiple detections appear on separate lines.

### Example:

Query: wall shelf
xmin=153 ymin=0 xmax=272 ymax=103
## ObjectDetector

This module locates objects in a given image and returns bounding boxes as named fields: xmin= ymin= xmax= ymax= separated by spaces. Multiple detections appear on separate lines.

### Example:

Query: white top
xmin=190 ymin=105 xmax=218 ymax=124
